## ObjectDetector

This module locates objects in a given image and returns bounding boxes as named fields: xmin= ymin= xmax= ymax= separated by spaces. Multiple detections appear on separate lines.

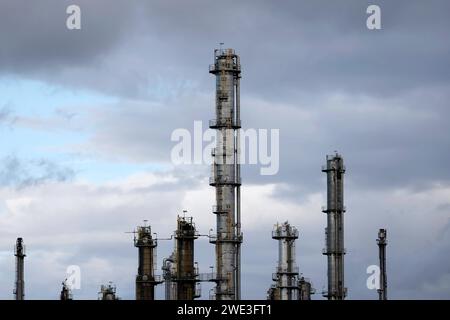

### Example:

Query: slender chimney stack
xmin=14 ymin=237 xmax=25 ymax=300
xmin=377 ymin=229 xmax=387 ymax=300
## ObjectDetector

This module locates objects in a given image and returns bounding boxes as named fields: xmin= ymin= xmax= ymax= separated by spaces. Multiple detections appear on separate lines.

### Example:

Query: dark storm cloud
xmin=2 ymin=0 xmax=447 ymax=193
xmin=1 ymin=0 xmax=450 ymax=299
xmin=0 ymin=0 xmax=135 ymax=79
xmin=138 ymin=0 xmax=450 ymax=98
xmin=1 ymin=1 xmax=449 ymax=98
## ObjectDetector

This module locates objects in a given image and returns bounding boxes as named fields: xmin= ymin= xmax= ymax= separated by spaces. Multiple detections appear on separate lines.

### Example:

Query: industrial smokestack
xmin=134 ymin=223 xmax=161 ymax=300
xmin=377 ymin=228 xmax=387 ymax=300
xmin=14 ymin=237 xmax=25 ymax=300
xmin=269 ymin=222 xmax=299 ymax=300
xmin=209 ymin=47 xmax=242 ymax=300
xmin=322 ymin=153 xmax=347 ymax=300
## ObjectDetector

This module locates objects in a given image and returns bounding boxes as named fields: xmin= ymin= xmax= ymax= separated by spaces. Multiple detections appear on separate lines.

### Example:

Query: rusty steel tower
xmin=209 ymin=47 xmax=242 ymax=300
xmin=322 ymin=153 xmax=347 ymax=300
xmin=99 ymin=282 xmax=119 ymax=300
xmin=173 ymin=216 xmax=200 ymax=300
xmin=377 ymin=228 xmax=387 ymax=300
xmin=134 ymin=224 xmax=161 ymax=300
xmin=14 ymin=237 xmax=25 ymax=300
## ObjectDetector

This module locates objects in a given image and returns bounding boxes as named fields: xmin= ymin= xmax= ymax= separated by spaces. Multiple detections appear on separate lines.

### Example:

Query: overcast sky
xmin=0 ymin=0 xmax=449 ymax=300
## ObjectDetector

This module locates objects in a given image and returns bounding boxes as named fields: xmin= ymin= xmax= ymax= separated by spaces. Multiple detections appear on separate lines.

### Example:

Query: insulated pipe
xmin=235 ymin=55 xmax=241 ymax=300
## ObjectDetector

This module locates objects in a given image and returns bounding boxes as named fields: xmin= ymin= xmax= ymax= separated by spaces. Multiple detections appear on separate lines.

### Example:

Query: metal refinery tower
xmin=99 ymin=283 xmax=119 ymax=300
xmin=174 ymin=216 xmax=199 ymax=299
xmin=14 ymin=237 xmax=25 ymax=300
xmin=163 ymin=216 xmax=200 ymax=300
xmin=377 ymin=229 xmax=387 ymax=300
xmin=134 ymin=224 xmax=161 ymax=300
xmin=298 ymin=276 xmax=313 ymax=301
xmin=322 ymin=153 xmax=347 ymax=300
xmin=269 ymin=222 xmax=300 ymax=300
xmin=209 ymin=47 xmax=242 ymax=300
xmin=267 ymin=222 xmax=314 ymax=300
xmin=60 ymin=280 xmax=73 ymax=300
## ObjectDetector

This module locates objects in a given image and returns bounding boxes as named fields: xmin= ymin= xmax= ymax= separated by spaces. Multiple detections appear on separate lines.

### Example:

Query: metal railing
xmin=321 ymin=205 xmax=346 ymax=212
xmin=272 ymin=229 xmax=299 ymax=239
xmin=208 ymin=232 xmax=243 ymax=244
xmin=212 ymin=204 xmax=230 ymax=213
xmin=322 ymin=164 xmax=346 ymax=172
xmin=135 ymin=274 xmax=163 ymax=283
xmin=322 ymin=248 xmax=347 ymax=255
xmin=209 ymin=175 xmax=241 ymax=186
xmin=214 ymin=48 xmax=235 ymax=57
xmin=209 ymin=62 xmax=241 ymax=72
xmin=197 ymin=272 xmax=218 ymax=282
xmin=209 ymin=118 xmax=241 ymax=128
xmin=275 ymin=266 xmax=299 ymax=275
xmin=322 ymin=287 xmax=348 ymax=298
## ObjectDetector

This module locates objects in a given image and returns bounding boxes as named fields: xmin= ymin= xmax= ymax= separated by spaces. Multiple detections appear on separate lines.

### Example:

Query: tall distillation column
xmin=99 ymin=283 xmax=119 ymax=300
xmin=322 ymin=153 xmax=347 ymax=300
xmin=174 ymin=216 xmax=199 ymax=300
xmin=14 ymin=237 xmax=25 ymax=300
xmin=377 ymin=229 xmax=387 ymax=300
xmin=271 ymin=222 xmax=299 ymax=300
xmin=134 ymin=224 xmax=160 ymax=300
xmin=209 ymin=47 xmax=242 ymax=300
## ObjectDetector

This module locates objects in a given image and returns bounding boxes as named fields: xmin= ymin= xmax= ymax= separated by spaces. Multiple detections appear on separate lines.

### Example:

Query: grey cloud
xmin=71 ymin=84 xmax=450 ymax=194
xmin=0 ymin=0 xmax=135 ymax=72
xmin=0 ymin=155 xmax=75 ymax=188
xmin=19 ymin=0 xmax=445 ymax=194
xmin=0 ymin=172 xmax=449 ymax=299
xmin=1 ymin=1 xmax=449 ymax=99
xmin=0 ymin=105 xmax=16 ymax=127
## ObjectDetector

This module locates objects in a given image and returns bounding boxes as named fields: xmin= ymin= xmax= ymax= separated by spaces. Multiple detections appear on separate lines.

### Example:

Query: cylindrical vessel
xmin=135 ymin=226 xmax=158 ymax=300
xmin=322 ymin=154 xmax=346 ymax=300
xmin=209 ymin=48 xmax=242 ymax=300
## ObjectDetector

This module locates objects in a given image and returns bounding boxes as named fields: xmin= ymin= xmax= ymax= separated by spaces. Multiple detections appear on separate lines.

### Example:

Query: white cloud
xmin=0 ymin=169 xmax=448 ymax=299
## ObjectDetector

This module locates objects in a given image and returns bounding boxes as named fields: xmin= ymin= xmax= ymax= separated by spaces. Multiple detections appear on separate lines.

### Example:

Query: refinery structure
xmin=163 ymin=216 xmax=201 ymax=300
xmin=322 ymin=154 xmax=347 ymax=300
xmin=267 ymin=222 xmax=314 ymax=300
xmin=134 ymin=223 xmax=162 ymax=300
xmin=14 ymin=238 xmax=25 ymax=301
xmin=5 ymin=48 xmax=389 ymax=301
xmin=208 ymin=48 xmax=242 ymax=300
xmin=377 ymin=229 xmax=388 ymax=300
